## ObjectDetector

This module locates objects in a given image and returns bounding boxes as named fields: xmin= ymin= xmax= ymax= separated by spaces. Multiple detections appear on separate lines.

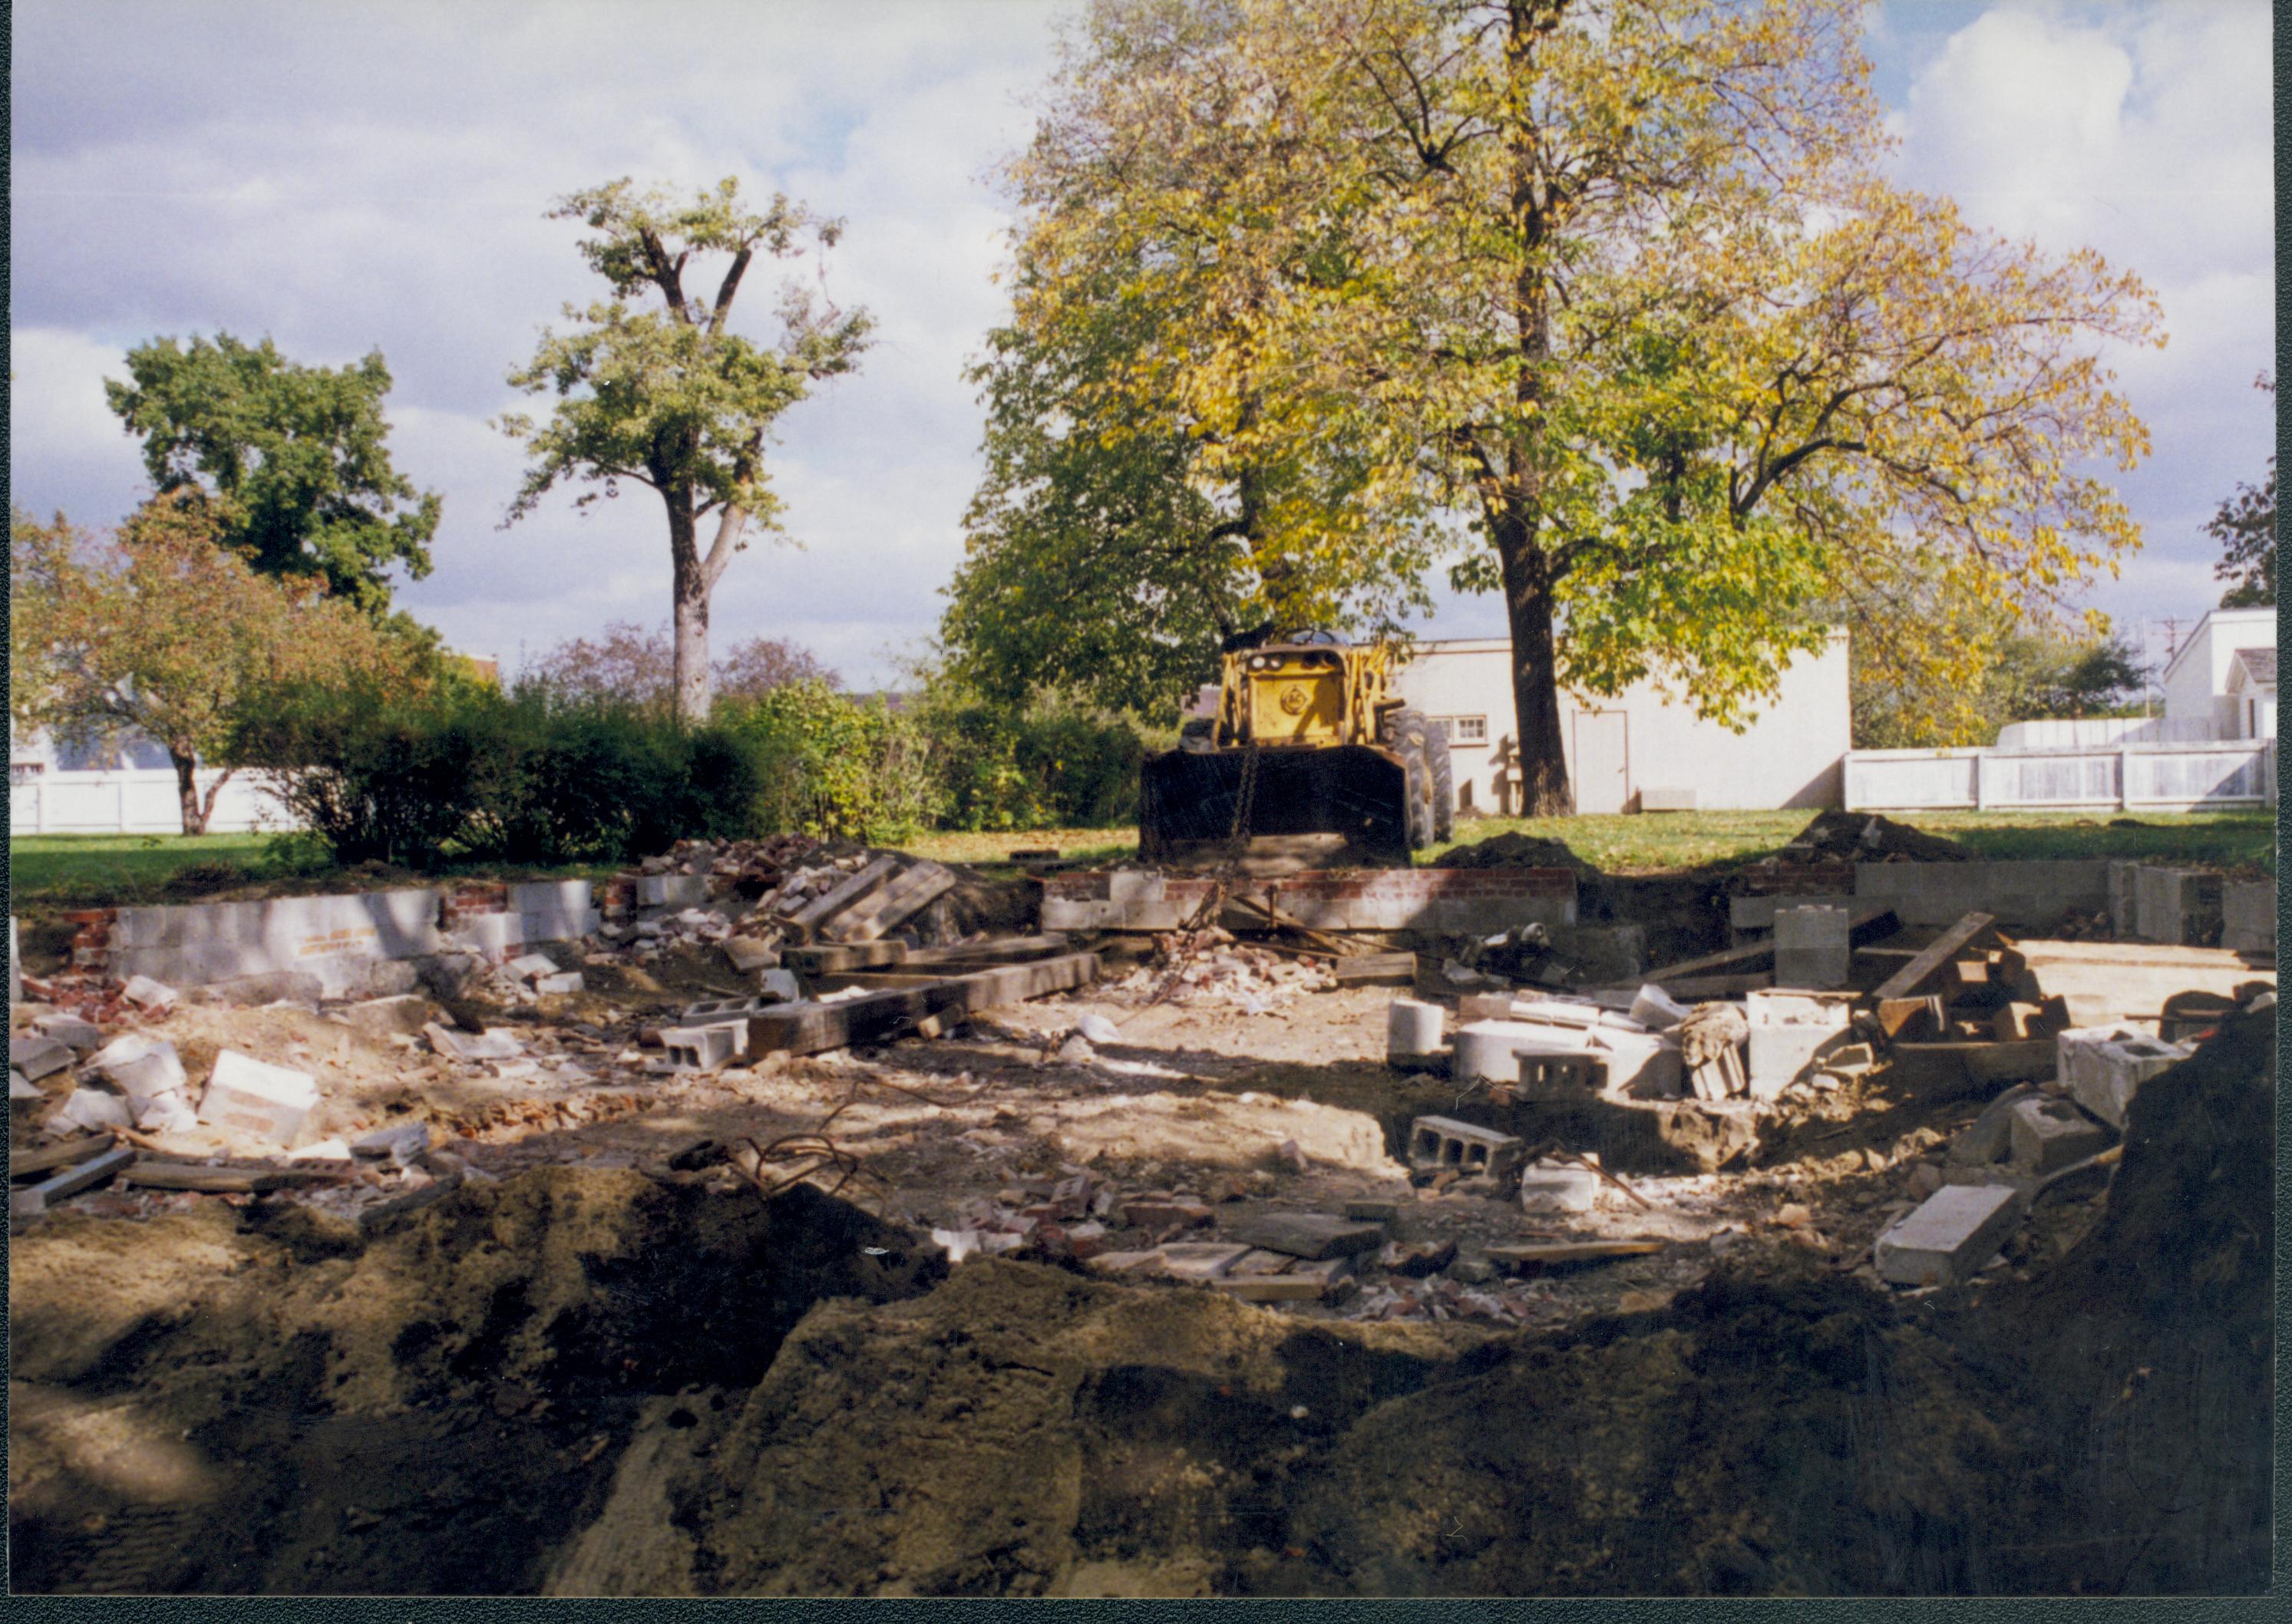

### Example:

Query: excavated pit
xmin=8 ymin=1008 xmax=2271 ymax=1595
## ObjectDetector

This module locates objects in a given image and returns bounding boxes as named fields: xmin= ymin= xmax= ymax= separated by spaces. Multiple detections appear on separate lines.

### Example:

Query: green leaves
xmin=103 ymin=332 xmax=439 ymax=612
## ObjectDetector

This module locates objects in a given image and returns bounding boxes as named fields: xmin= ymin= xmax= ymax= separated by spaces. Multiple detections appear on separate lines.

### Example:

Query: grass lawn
xmin=912 ymin=807 xmax=2277 ymax=878
xmin=13 ymin=806 xmax=2272 ymax=915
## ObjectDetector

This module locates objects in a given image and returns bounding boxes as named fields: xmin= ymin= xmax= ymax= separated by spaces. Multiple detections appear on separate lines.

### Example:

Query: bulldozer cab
xmin=1216 ymin=632 xmax=1397 ymax=750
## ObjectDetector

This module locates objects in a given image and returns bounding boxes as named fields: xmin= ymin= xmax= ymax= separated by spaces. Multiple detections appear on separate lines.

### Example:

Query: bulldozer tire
xmin=1382 ymin=707 xmax=1439 ymax=851
xmin=1177 ymin=717 xmax=1217 ymax=754
xmin=1427 ymin=725 xmax=1455 ymax=842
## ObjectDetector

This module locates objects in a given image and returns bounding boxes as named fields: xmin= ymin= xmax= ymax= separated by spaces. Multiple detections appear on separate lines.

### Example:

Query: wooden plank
xmin=743 ymin=952 xmax=1102 ymax=1056
xmin=122 ymin=1160 xmax=352 ymax=1193
xmin=782 ymin=939 xmax=910 ymax=975
xmin=12 ymin=1144 xmax=136 ymax=1218
xmin=1884 ymin=1038 xmax=2054 ymax=1099
xmin=1871 ymin=912 xmax=1998 ymax=1004
xmin=1485 ymin=1239 xmax=1666 ymax=1268
xmin=822 ymin=860 xmax=958 ymax=944
xmin=901 ymin=934 xmax=1072 ymax=969
xmin=1229 ymin=891 xmax=1356 ymax=957
xmin=782 ymin=854 xmax=901 ymax=941
xmin=1637 ymin=938 xmax=1773 ymax=983
xmin=1332 ymin=952 xmax=1418 ymax=987
xmin=2006 ymin=939 xmax=2275 ymax=969
xmin=10 ymin=1132 xmax=118 ymax=1182
xmin=1877 ymin=995 xmax=1945 ymax=1042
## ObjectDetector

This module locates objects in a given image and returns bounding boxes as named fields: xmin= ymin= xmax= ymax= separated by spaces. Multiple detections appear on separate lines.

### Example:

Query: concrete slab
xmin=31 ymin=1013 xmax=104 ymax=1051
xmin=197 ymin=1050 xmax=318 ymax=1145
xmin=1743 ymin=989 xmax=1857 ymax=1098
xmin=1227 ymin=1212 xmax=1385 ymax=1260
xmin=1518 ymin=1165 xmax=1601 ymax=1213
xmin=88 ymin=1033 xmax=186 ymax=1107
xmin=1874 ymin=1183 xmax=2021 ymax=1286
xmin=1153 ymin=1242 xmax=1253 ymax=1279
xmin=9 ymin=1035 xmax=74 ymax=1082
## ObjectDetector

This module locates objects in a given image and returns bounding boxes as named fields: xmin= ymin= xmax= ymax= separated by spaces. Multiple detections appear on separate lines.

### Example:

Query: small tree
xmin=104 ymin=332 xmax=441 ymax=612
xmin=14 ymin=493 xmax=421 ymax=833
xmin=2211 ymin=374 xmax=2276 ymax=609
xmin=501 ymin=177 xmax=873 ymax=725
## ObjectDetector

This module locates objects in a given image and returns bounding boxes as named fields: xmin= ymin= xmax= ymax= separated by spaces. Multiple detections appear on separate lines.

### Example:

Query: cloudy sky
xmin=10 ymin=0 xmax=2274 ymax=691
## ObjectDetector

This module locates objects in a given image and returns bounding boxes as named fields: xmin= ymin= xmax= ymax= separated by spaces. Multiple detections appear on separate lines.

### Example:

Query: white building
xmin=1395 ymin=631 xmax=1852 ymax=814
xmin=2158 ymin=606 xmax=2277 ymax=738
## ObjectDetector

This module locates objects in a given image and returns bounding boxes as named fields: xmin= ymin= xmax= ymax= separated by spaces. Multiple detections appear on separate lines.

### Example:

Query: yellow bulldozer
xmin=1138 ymin=629 xmax=1453 ymax=866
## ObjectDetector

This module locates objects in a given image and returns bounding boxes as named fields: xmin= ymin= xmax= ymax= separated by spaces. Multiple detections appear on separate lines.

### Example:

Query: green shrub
xmin=915 ymin=688 xmax=1158 ymax=832
xmin=718 ymin=679 xmax=937 ymax=843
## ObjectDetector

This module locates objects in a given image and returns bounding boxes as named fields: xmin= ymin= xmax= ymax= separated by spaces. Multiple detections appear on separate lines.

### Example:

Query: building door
xmin=1573 ymin=711 xmax=1630 ymax=814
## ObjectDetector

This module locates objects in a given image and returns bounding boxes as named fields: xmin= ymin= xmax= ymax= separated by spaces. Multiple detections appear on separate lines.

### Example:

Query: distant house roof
xmin=2231 ymin=647 xmax=2277 ymax=691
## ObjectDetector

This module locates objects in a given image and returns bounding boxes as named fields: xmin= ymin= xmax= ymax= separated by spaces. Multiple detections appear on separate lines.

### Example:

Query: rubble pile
xmin=1106 ymin=928 xmax=1336 ymax=1011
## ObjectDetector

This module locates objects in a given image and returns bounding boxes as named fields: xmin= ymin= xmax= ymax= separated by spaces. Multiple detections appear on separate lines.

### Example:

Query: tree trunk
xmin=171 ymin=750 xmax=210 ymax=836
xmin=1495 ymin=526 xmax=1573 ymax=816
xmin=667 ymin=497 xmax=713 ymax=726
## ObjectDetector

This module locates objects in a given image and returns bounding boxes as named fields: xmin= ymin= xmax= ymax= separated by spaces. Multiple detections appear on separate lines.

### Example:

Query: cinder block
xmin=32 ymin=1013 xmax=104 ymax=1051
xmin=1945 ymin=1083 xmax=2039 ymax=1167
xmin=637 ymin=873 xmax=709 ymax=909
xmin=1386 ymin=998 xmax=1446 ymax=1071
xmin=2132 ymin=866 xmax=2224 ymax=946
xmin=2221 ymin=881 xmax=2276 ymax=953
xmin=1874 ymin=1183 xmax=2021 ymax=1286
xmin=1743 ymin=989 xmax=1857 ymax=1098
xmin=1514 ymin=1049 xmax=1607 ymax=1098
xmin=2061 ymin=1027 xmax=2192 ymax=1128
xmin=1774 ymin=905 xmax=1850 ymax=990
xmin=1586 ymin=1025 xmax=1683 ymax=1099
xmin=1407 ymin=1114 xmax=1525 ymax=1179
xmin=1105 ymin=870 xmax=1167 ymax=903
xmin=197 ymin=1050 xmax=319 ymax=1145
xmin=451 ymin=913 xmax=526 ymax=959
xmin=2007 ymin=1097 xmax=2112 ymax=1174
xmin=661 ymin=1022 xmax=744 ymax=1071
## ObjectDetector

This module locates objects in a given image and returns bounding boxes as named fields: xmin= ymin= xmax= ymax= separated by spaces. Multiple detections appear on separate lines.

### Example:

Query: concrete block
xmin=32 ymin=1013 xmax=104 ymax=1051
xmin=12 ymin=1068 xmax=40 ymax=1102
xmin=2221 ymin=881 xmax=2275 ymax=953
xmin=507 ymin=880 xmax=596 ymax=940
xmin=197 ymin=1050 xmax=319 ymax=1145
xmin=1854 ymin=860 xmax=2110 ymax=932
xmin=2062 ymin=1028 xmax=2193 ymax=1129
xmin=10 ymin=1035 xmax=74 ymax=1082
xmin=533 ymin=972 xmax=584 ymax=996
xmin=451 ymin=913 xmax=527 ymax=960
xmin=1874 ymin=1183 xmax=2022 ymax=1286
xmin=1153 ymin=1241 xmax=1252 ymax=1279
xmin=54 ymin=1088 xmax=134 ymax=1134
xmin=2132 ymin=866 xmax=2224 ymax=946
xmin=2007 ymin=1097 xmax=2112 ymax=1175
xmin=1227 ymin=1212 xmax=1385 ymax=1260
xmin=1518 ymin=1165 xmax=1601 ymax=1213
xmin=88 ymin=1033 xmax=187 ymax=1107
xmin=1586 ymin=1025 xmax=1683 ymax=1099
xmin=757 ymin=969 xmax=803 ymax=1003
xmin=1743 ymin=989 xmax=1857 ymax=1098
xmin=637 ymin=873 xmax=709 ymax=909
xmin=136 ymin=1090 xmax=200 ymax=1134
xmin=1104 ymin=870 xmax=1167 ymax=903
xmin=1385 ymin=998 xmax=1447 ymax=1071
xmin=1945 ymin=1082 xmax=2039 ymax=1167
xmin=121 ymin=973 xmax=180 ymax=1009
xmin=1406 ymin=1114 xmax=1525 ymax=1179
xmin=504 ymin=952 xmax=558 ymax=980
xmin=425 ymin=1023 xmax=527 ymax=1063
xmin=1774 ymin=905 xmax=1851 ymax=990
xmin=661 ymin=1022 xmax=743 ymax=1071
xmin=1514 ymin=1048 xmax=1609 ymax=1099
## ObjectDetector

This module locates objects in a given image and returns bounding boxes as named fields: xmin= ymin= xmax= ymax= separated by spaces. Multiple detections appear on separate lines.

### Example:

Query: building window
xmin=1436 ymin=715 xmax=1488 ymax=744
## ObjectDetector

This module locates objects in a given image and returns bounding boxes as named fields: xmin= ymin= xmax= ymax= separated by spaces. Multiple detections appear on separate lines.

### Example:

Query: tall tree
xmin=973 ymin=0 xmax=2160 ymax=810
xmin=501 ymin=177 xmax=873 ymax=725
xmin=12 ymin=493 xmax=424 ymax=833
xmin=104 ymin=332 xmax=441 ymax=612
xmin=2211 ymin=374 xmax=2276 ymax=609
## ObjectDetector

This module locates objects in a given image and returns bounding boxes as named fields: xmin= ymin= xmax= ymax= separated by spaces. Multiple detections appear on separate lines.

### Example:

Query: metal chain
xmin=1135 ymin=738 xmax=1263 ymax=1012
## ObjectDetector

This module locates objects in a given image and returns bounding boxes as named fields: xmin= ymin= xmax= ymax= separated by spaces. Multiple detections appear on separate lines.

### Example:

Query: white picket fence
xmin=1993 ymin=717 xmax=2227 ymax=749
xmin=1844 ymin=741 xmax=2277 ymax=814
xmin=8 ymin=767 xmax=297 ymax=835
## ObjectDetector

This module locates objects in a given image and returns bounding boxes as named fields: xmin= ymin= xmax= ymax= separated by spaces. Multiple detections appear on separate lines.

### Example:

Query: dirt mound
xmin=1966 ymin=1008 xmax=2274 ymax=1592
xmin=1775 ymin=811 xmax=1968 ymax=863
xmin=1433 ymin=832 xmax=1604 ymax=882
xmin=8 ymin=1170 xmax=946 ymax=1594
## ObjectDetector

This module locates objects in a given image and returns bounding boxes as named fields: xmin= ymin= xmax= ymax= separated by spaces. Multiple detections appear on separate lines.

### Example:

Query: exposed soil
xmin=8 ymin=942 xmax=2271 ymax=1594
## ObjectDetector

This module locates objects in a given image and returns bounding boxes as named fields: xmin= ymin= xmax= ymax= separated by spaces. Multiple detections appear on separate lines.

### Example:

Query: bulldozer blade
xmin=1139 ymin=745 xmax=1412 ymax=865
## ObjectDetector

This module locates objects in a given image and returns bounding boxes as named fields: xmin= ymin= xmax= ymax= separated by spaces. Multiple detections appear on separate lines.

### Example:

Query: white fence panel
xmin=1847 ymin=741 xmax=2273 ymax=814
xmin=9 ymin=769 xmax=297 ymax=835
xmin=1995 ymin=717 xmax=2225 ymax=749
